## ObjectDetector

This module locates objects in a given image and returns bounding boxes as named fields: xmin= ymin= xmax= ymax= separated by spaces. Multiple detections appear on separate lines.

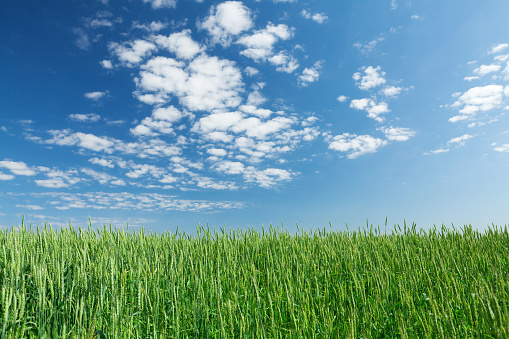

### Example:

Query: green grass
xmin=0 ymin=220 xmax=508 ymax=338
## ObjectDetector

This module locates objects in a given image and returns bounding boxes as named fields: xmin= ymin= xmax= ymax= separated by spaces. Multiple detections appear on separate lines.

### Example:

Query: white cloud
xmin=100 ymin=60 xmax=113 ymax=69
xmin=391 ymin=0 xmax=398 ymax=9
xmin=237 ymin=23 xmax=293 ymax=62
xmin=379 ymin=126 xmax=415 ymax=141
xmin=268 ymin=52 xmax=299 ymax=73
xmin=353 ymin=37 xmax=385 ymax=54
xmin=337 ymin=95 xmax=348 ymax=102
xmin=81 ymin=168 xmax=121 ymax=185
xmin=298 ymin=61 xmax=323 ymax=86
xmin=353 ymin=66 xmax=386 ymax=90
xmin=142 ymin=0 xmax=176 ymax=9
xmin=245 ymin=67 xmax=259 ymax=76
xmin=69 ymin=113 xmax=101 ymax=122
xmin=136 ymin=53 xmax=244 ymax=111
xmin=381 ymin=86 xmax=403 ymax=97
xmin=350 ymin=98 xmax=390 ymax=122
xmin=0 ymin=172 xmax=14 ymax=180
xmin=449 ymin=84 xmax=505 ymax=122
xmin=109 ymin=39 xmax=157 ymax=67
xmin=16 ymin=204 xmax=44 ymax=210
xmin=89 ymin=157 xmax=114 ymax=168
xmin=199 ymin=1 xmax=253 ymax=46
xmin=132 ymin=21 xmax=168 ymax=32
xmin=411 ymin=14 xmax=422 ymax=20
xmin=73 ymin=28 xmax=91 ymax=50
xmin=152 ymin=30 xmax=205 ymax=60
xmin=494 ymin=144 xmax=509 ymax=152
xmin=328 ymin=133 xmax=387 ymax=159
xmin=489 ymin=43 xmax=509 ymax=55
xmin=447 ymin=134 xmax=473 ymax=146
xmin=472 ymin=64 xmax=502 ymax=77
xmin=424 ymin=148 xmax=449 ymax=155
xmin=207 ymin=148 xmax=228 ymax=157
xmin=0 ymin=160 xmax=37 ymax=176
xmin=47 ymin=130 xmax=115 ymax=153
xmin=32 ymin=192 xmax=244 ymax=212
xmin=84 ymin=91 xmax=109 ymax=100
xmin=301 ymin=10 xmax=328 ymax=24
xmin=464 ymin=76 xmax=480 ymax=81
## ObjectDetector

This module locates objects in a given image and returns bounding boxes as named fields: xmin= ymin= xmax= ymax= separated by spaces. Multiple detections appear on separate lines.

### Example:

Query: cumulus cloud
xmin=489 ymin=43 xmax=509 ymax=55
xmin=132 ymin=21 xmax=168 ymax=32
xmin=237 ymin=23 xmax=293 ymax=62
xmin=100 ymin=60 xmax=113 ymax=69
xmin=136 ymin=53 xmax=244 ymax=111
xmin=337 ymin=95 xmax=348 ymax=102
xmin=449 ymin=85 xmax=506 ymax=122
xmin=0 ymin=160 xmax=37 ymax=176
xmin=328 ymin=133 xmax=387 ymax=159
xmin=298 ymin=61 xmax=323 ymax=86
xmin=350 ymin=98 xmax=390 ymax=122
xmin=0 ymin=172 xmax=15 ymax=180
xmin=301 ymin=10 xmax=328 ymax=24
xmin=69 ymin=113 xmax=101 ymax=122
xmin=353 ymin=66 xmax=386 ymax=90
xmin=447 ymin=134 xmax=473 ymax=146
xmin=199 ymin=1 xmax=253 ymax=46
xmin=142 ymin=0 xmax=176 ymax=9
xmin=89 ymin=157 xmax=114 ymax=168
xmin=379 ymin=126 xmax=415 ymax=141
xmin=424 ymin=148 xmax=449 ymax=155
xmin=109 ymin=39 xmax=157 ymax=67
xmin=493 ymin=144 xmax=509 ymax=152
xmin=152 ymin=30 xmax=205 ymax=59
xmin=84 ymin=91 xmax=109 ymax=100
xmin=381 ymin=86 xmax=403 ymax=97
xmin=472 ymin=64 xmax=502 ymax=77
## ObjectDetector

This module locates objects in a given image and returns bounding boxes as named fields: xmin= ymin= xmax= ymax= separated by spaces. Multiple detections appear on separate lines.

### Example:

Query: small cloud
xmin=447 ymin=134 xmax=473 ymax=146
xmin=73 ymin=28 xmax=91 ymax=50
xmin=424 ymin=148 xmax=449 ymax=155
xmin=391 ymin=0 xmax=398 ymax=9
xmin=381 ymin=86 xmax=403 ymax=98
xmin=89 ymin=157 xmax=114 ymax=168
xmin=84 ymin=91 xmax=109 ymax=100
xmin=337 ymin=95 xmax=348 ymax=103
xmin=353 ymin=66 xmax=386 ymax=90
xmin=142 ymin=0 xmax=176 ymax=9
xmin=379 ymin=126 xmax=415 ymax=141
xmin=353 ymin=37 xmax=384 ymax=55
xmin=16 ymin=204 xmax=44 ymax=210
xmin=69 ymin=113 xmax=101 ymax=122
xmin=489 ymin=43 xmax=509 ymax=55
xmin=301 ymin=10 xmax=328 ymax=24
xmin=328 ymin=133 xmax=387 ymax=159
xmin=245 ymin=67 xmax=259 ymax=76
xmin=0 ymin=160 xmax=37 ymax=176
xmin=494 ymin=144 xmax=509 ymax=152
xmin=0 ymin=172 xmax=15 ymax=181
xmin=464 ymin=76 xmax=480 ymax=81
xmin=100 ymin=60 xmax=113 ymax=69
xmin=411 ymin=14 xmax=422 ymax=20
xmin=298 ymin=61 xmax=323 ymax=87
xmin=472 ymin=64 xmax=501 ymax=77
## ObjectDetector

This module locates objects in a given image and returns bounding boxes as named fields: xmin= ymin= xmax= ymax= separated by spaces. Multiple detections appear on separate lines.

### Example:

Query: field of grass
xmin=0 ymin=220 xmax=508 ymax=338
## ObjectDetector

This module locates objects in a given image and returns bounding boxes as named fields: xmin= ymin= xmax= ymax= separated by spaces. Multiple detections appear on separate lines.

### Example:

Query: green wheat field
xmin=0 ymin=220 xmax=508 ymax=338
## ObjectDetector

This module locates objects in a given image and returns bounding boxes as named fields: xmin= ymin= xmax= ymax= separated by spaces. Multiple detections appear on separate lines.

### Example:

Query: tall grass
xmin=0 ymin=220 xmax=508 ymax=338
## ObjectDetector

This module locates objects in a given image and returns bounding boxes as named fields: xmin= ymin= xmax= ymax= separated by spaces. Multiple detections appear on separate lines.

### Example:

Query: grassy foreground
xmin=0 ymin=222 xmax=508 ymax=338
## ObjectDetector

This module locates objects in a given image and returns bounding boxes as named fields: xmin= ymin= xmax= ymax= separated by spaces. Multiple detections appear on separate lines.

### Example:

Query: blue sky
xmin=1 ymin=0 xmax=509 ymax=232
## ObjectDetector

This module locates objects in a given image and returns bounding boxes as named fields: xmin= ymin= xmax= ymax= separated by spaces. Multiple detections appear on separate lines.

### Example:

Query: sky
xmin=1 ymin=0 xmax=509 ymax=233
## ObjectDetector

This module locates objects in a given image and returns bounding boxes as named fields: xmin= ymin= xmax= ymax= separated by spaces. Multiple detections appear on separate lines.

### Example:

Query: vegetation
xmin=0 ymin=219 xmax=508 ymax=338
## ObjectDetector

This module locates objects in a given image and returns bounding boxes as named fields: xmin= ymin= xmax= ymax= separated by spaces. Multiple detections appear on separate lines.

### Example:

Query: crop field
xmin=0 ymin=221 xmax=508 ymax=338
